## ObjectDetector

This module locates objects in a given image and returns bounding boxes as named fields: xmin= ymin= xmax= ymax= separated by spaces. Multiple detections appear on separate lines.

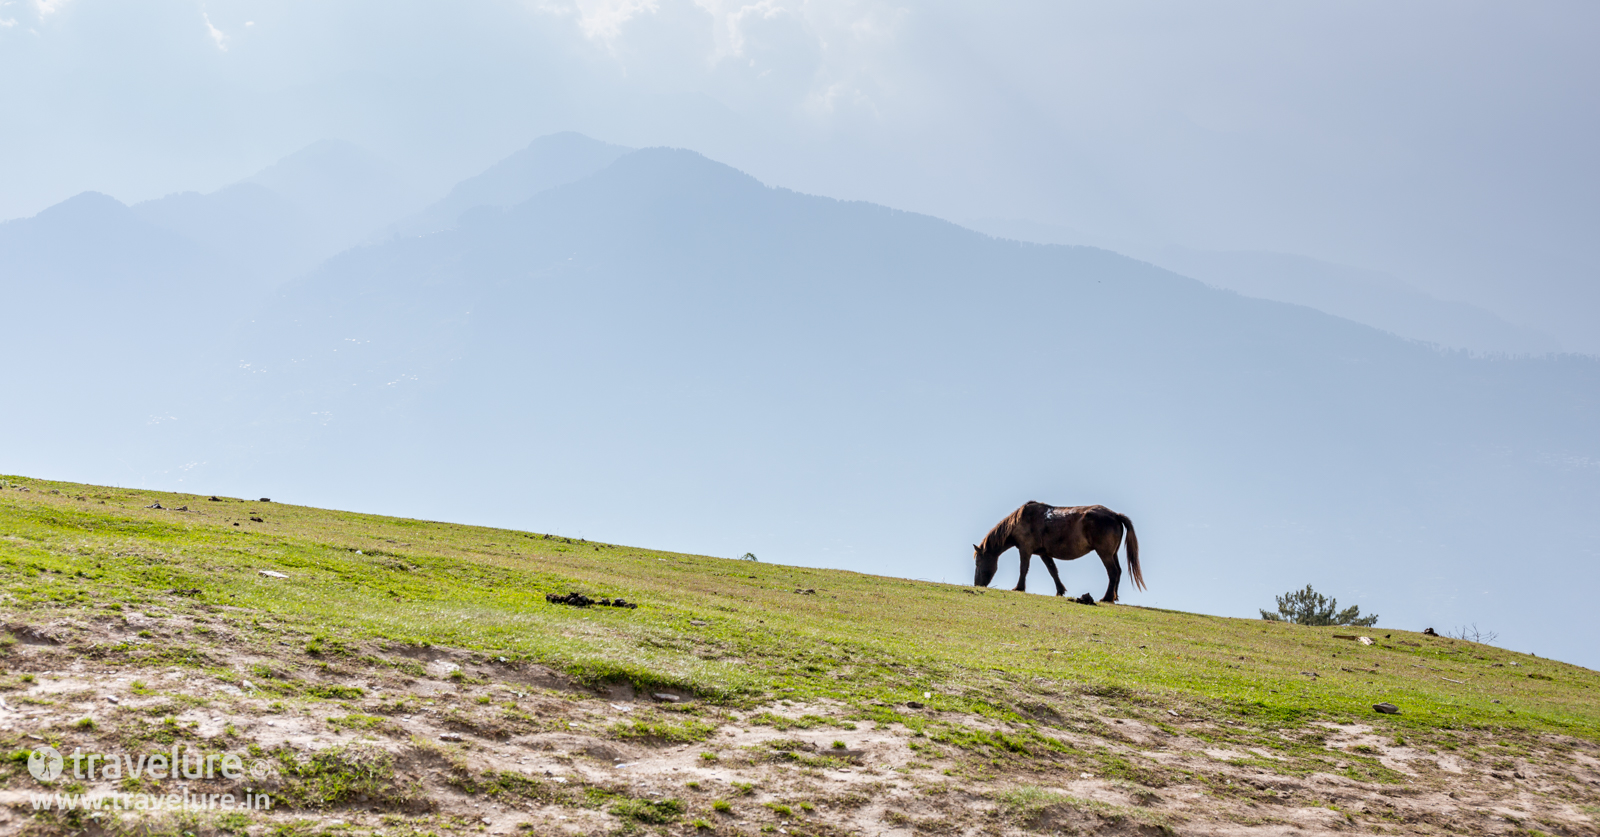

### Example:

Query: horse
xmin=973 ymin=501 xmax=1144 ymax=602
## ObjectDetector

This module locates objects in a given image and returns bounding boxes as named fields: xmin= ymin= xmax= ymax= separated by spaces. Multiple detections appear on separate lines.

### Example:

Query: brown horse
xmin=973 ymin=502 xmax=1144 ymax=602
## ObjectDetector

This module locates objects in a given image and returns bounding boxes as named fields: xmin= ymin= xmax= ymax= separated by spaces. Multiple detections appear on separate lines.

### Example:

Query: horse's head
xmin=973 ymin=543 xmax=998 ymax=587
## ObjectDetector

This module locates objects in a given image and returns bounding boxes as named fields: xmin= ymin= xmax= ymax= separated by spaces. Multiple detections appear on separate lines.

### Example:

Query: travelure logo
xmin=28 ymin=746 xmax=64 ymax=782
xmin=23 ymin=744 xmax=257 ymax=783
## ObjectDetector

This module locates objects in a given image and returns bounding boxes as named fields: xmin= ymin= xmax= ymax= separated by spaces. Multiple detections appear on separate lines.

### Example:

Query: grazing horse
xmin=973 ymin=502 xmax=1144 ymax=602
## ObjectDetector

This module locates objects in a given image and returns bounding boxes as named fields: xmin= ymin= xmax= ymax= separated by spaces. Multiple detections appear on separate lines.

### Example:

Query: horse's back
xmin=1030 ymin=503 xmax=1125 ymax=552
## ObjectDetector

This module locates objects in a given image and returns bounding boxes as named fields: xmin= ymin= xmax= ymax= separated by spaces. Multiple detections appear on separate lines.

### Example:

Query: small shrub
xmin=712 ymin=799 xmax=732 ymax=812
xmin=73 ymin=717 xmax=96 ymax=730
xmin=1259 ymin=585 xmax=1377 ymax=627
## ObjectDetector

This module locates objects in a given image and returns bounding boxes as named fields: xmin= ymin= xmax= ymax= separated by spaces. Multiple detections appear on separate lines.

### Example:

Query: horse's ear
xmin=972 ymin=543 xmax=981 ymax=553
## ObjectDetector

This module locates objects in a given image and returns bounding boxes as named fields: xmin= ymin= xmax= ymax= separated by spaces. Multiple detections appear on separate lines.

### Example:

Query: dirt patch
xmin=1 ymin=611 xmax=1598 ymax=836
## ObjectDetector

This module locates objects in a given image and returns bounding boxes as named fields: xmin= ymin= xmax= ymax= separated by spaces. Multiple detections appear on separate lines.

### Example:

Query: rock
xmin=439 ymin=733 xmax=463 ymax=742
xmin=546 ymin=592 xmax=595 ymax=607
xmin=146 ymin=502 xmax=165 ymax=510
xmin=689 ymin=620 xmax=709 ymax=627
xmin=167 ymin=588 xmax=202 ymax=597
xmin=259 ymin=498 xmax=272 ymax=502
xmin=652 ymin=693 xmax=681 ymax=703
xmin=905 ymin=701 xmax=925 ymax=709
xmin=1358 ymin=636 xmax=1374 ymax=645
xmin=1373 ymin=702 xmax=1401 ymax=714
xmin=1423 ymin=627 xmax=1438 ymax=636
xmin=546 ymin=591 xmax=638 ymax=609
xmin=1074 ymin=593 xmax=1096 ymax=605
xmin=208 ymin=496 xmax=222 ymax=502
xmin=258 ymin=570 xmax=289 ymax=579
xmin=250 ymin=516 xmax=265 ymax=522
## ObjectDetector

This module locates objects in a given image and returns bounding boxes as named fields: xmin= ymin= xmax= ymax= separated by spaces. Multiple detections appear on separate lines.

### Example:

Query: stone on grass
xmin=1373 ymin=702 xmax=1401 ymax=714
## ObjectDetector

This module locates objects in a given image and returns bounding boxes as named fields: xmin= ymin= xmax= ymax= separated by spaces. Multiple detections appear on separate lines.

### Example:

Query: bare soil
xmin=3 ymin=611 xmax=1599 ymax=836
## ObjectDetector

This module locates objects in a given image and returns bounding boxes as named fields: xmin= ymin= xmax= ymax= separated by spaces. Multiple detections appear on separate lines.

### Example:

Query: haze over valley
xmin=5 ymin=132 xmax=1597 ymax=669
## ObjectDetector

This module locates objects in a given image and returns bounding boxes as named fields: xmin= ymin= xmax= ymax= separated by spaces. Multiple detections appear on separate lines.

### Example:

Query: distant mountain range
xmin=3 ymin=136 xmax=1597 ymax=668
xmin=968 ymin=218 xmax=1564 ymax=356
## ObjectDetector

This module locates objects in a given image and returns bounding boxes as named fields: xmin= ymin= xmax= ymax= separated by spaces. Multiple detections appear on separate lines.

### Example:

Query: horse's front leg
xmin=1014 ymin=551 xmax=1031 ymax=592
xmin=1041 ymin=556 xmax=1067 ymax=597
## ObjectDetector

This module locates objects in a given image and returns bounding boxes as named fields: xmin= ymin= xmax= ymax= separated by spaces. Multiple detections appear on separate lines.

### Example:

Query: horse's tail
xmin=1116 ymin=512 xmax=1145 ymax=591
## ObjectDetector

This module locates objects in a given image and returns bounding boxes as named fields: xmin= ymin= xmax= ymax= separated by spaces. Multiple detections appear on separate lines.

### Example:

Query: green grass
xmin=1 ymin=473 xmax=1598 ymax=746
xmin=271 ymin=744 xmax=416 ymax=809
xmin=608 ymin=716 xmax=717 ymax=743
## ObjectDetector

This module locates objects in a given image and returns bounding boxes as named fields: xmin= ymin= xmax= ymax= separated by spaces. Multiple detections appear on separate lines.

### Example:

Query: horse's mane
xmin=977 ymin=502 xmax=1035 ymax=557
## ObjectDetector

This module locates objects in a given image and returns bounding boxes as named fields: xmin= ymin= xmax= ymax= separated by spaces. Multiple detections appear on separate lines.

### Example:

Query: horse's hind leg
xmin=1014 ymin=552 xmax=1031 ymax=592
xmin=1096 ymin=547 xmax=1122 ymax=603
xmin=1041 ymin=556 xmax=1068 ymax=597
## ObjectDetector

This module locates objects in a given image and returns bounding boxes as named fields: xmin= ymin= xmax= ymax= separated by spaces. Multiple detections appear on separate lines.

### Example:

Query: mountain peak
xmin=30 ymin=191 xmax=130 ymax=226
xmin=398 ymin=132 xmax=632 ymax=235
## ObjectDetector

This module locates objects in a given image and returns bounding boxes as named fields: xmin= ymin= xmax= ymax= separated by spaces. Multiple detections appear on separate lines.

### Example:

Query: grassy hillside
xmin=3 ymin=474 xmax=1598 ymax=836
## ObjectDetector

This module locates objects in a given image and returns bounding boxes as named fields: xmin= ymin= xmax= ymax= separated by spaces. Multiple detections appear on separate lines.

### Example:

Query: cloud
xmin=540 ymin=0 xmax=660 ymax=45
xmin=202 ymin=9 xmax=226 ymax=50
xmin=31 ymin=0 xmax=70 ymax=16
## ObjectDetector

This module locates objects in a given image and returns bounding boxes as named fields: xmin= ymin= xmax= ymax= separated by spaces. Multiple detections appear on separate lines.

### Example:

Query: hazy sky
xmin=4 ymin=0 xmax=1597 ymax=349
